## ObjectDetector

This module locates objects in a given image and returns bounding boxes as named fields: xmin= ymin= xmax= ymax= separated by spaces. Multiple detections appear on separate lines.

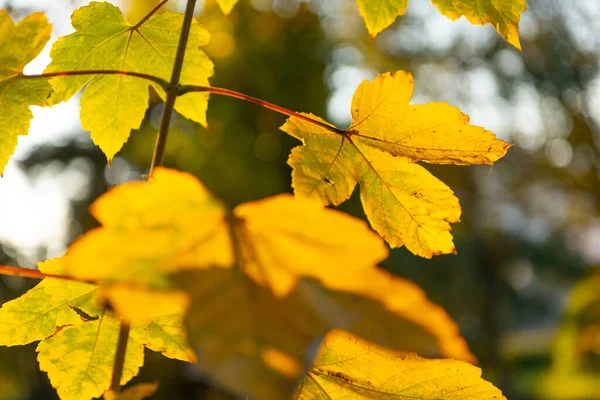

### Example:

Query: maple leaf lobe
xmin=0 ymin=11 xmax=52 ymax=176
xmin=283 ymin=70 xmax=509 ymax=258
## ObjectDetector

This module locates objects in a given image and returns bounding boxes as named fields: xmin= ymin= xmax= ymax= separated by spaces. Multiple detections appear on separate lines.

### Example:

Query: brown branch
xmin=110 ymin=321 xmax=131 ymax=393
xmin=178 ymin=85 xmax=345 ymax=135
xmin=149 ymin=0 xmax=198 ymax=174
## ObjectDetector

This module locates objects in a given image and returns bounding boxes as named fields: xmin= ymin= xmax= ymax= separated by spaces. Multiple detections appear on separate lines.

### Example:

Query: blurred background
xmin=0 ymin=0 xmax=599 ymax=398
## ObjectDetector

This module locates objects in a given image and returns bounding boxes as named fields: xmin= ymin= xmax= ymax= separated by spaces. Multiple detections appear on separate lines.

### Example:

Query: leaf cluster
xmin=0 ymin=1 xmax=527 ymax=399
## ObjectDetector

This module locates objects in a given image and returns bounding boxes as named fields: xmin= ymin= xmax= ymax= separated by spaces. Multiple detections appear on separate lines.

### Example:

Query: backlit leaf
xmin=176 ymin=268 xmax=471 ymax=399
xmin=37 ymin=311 xmax=145 ymax=400
xmin=282 ymin=70 xmax=510 ymax=258
xmin=432 ymin=0 xmax=526 ymax=49
xmin=295 ymin=329 xmax=506 ymax=399
xmin=216 ymin=0 xmax=240 ymax=15
xmin=0 ymin=259 xmax=99 ymax=346
xmin=0 ymin=257 xmax=193 ymax=400
xmin=44 ymin=1 xmax=214 ymax=161
xmin=64 ymin=167 xmax=473 ymax=399
xmin=0 ymin=11 xmax=52 ymax=175
xmin=356 ymin=0 xmax=408 ymax=39
xmin=356 ymin=0 xmax=525 ymax=47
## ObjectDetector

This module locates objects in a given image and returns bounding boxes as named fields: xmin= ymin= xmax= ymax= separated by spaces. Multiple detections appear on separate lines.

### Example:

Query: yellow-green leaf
xmin=295 ymin=329 xmax=506 ymax=399
xmin=0 ymin=257 xmax=194 ymax=400
xmin=432 ymin=0 xmax=526 ymax=49
xmin=216 ymin=0 xmax=241 ymax=15
xmin=282 ymin=70 xmax=510 ymax=258
xmin=356 ymin=0 xmax=408 ymax=39
xmin=104 ymin=286 xmax=196 ymax=362
xmin=0 ymin=259 xmax=99 ymax=346
xmin=37 ymin=311 xmax=145 ymax=400
xmin=0 ymin=11 xmax=52 ymax=176
xmin=45 ymin=2 xmax=214 ymax=161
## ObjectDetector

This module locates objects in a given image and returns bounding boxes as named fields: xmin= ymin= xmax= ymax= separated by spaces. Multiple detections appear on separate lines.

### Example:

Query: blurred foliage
xmin=536 ymin=270 xmax=600 ymax=399
xmin=0 ymin=0 xmax=599 ymax=399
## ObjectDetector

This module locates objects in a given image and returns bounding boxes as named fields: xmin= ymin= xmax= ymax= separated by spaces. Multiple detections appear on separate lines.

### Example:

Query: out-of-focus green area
xmin=0 ymin=0 xmax=599 ymax=399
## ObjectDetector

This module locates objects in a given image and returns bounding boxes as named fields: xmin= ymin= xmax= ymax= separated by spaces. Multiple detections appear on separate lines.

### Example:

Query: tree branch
xmin=149 ymin=0 xmax=198 ymax=174
xmin=110 ymin=322 xmax=131 ymax=393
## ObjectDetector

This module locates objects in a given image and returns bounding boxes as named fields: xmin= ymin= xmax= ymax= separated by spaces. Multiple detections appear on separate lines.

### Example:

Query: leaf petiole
xmin=21 ymin=70 xmax=170 ymax=91
xmin=178 ymin=84 xmax=345 ymax=135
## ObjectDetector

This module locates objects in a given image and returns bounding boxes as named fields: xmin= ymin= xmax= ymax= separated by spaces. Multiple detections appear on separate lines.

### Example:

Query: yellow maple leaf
xmin=44 ymin=2 xmax=214 ymax=161
xmin=175 ymin=268 xmax=472 ymax=399
xmin=64 ymin=167 xmax=474 ymax=399
xmin=282 ymin=70 xmax=510 ymax=258
xmin=356 ymin=0 xmax=408 ymax=39
xmin=295 ymin=329 xmax=506 ymax=399
xmin=356 ymin=0 xmax=525 ymax=48
xmin=432 ymin=0 xmax=527 ymax=50
xmin=0 ymin=11 xmax=52 ymax=176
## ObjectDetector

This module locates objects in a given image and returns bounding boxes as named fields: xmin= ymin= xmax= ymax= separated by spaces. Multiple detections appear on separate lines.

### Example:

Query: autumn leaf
xmin=63 ymin=167 xmax=473 ymax=399
xmin=356 ymin=0 xmax=408 ymax=39
xmin=0 ymin=258 xmax=100 ymax=346
xmin=0 ymin=258 xmax=194 ymax=400
xmin=216 ymin=0 xmax=240 ymax=15
xmin=281 ymin=70 xmax=510 ymax=258
xmin=356 ymin=0 xmax=525 ymax=47
xmin=295 ymin=329 xmax=506 ymax=399
xmin=432 ymin=0 xmax=527 ymax=49
xmin=44 ymin=1 xmax=214 ymax=161
xmin=0 ymin=11 xmax=52 ymax=176
xmin=176 ymin=268 xmax=472 ymax=399
xmin=37 ymin=310 xmax=145 ymax=400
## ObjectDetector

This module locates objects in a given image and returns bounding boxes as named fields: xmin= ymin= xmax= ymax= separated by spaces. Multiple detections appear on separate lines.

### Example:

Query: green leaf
xmin=44 ymin=1 xmax=214 ymax=161
xmin=0 ymin=11 xmax=52 ymax=176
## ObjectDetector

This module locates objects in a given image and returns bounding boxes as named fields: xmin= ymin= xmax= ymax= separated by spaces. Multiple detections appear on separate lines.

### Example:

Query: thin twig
xmin=110 ymin=322 xmax=131 ymax=393
xmin=178 ymin=85 xmax=345 ymax=135
xmin=132 ymin=0 xmax=171 ymax=30
xmin=20 ymin=70 xmax=170 ymax=90
xmin=149 ymin=0 xmax=198 ymax=174
xmin=0 ymin=264 xmax=95 ymax=284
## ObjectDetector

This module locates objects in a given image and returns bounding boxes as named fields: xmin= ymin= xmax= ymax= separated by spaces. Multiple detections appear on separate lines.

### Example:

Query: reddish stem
xmin=178 ymin=85 xmax=345 ymax=135
xmin=0 ymin=264 xmax=93 ymax=283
